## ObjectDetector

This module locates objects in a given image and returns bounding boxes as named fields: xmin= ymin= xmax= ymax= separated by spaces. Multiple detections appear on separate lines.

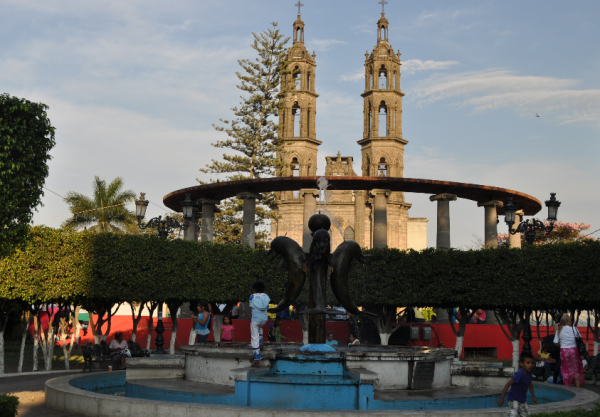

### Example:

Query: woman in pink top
xmin=474 ymin=309 xmax=486 ymax=324
xmin=220 ymin=316 xmax=235 ymax=343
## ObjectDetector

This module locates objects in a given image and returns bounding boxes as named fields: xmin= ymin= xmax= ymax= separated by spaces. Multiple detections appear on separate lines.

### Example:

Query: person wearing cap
xmin=326 ymin=331 xmax=338 ymax=346
xmin=109 ymin=332 xmax=128 ymax=370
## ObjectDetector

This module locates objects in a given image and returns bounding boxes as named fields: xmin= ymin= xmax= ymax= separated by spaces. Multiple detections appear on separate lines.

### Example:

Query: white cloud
xmin=339 ymin=72 xmax=364 ymax=82
xmin=309 ymin=39 xmax=346 ymax=51
xmin=410 ymin=70 xmax=600 ymax=126
xmin=402 ymin=59 xmax=459 ymax=74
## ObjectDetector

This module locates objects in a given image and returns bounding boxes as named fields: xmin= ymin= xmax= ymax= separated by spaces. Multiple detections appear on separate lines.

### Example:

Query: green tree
xmin=63 ymin=176 xmax=136 ymax=232
xmin=0 ymin=93 xmax=56 ymax=258
xmin=197 ymin=23 xmax=291 ymax=248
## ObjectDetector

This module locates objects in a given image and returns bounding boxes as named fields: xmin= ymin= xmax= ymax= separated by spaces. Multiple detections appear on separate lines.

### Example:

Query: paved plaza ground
xmin=2 ymin=371 xmax=600 ymax=416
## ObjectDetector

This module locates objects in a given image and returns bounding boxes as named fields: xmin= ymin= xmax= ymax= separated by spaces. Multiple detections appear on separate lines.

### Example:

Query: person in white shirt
xmin=108 ymin=332 xmax=129 ymax=370
xmin=553 ymin=315 xmax=585 ymax=387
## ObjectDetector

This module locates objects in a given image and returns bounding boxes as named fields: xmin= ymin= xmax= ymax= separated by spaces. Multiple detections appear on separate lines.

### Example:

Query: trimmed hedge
xmin=0 ymin=394 xmax=19 ymax=417
xmin=1 ymin=227 xmax=599 ymax=309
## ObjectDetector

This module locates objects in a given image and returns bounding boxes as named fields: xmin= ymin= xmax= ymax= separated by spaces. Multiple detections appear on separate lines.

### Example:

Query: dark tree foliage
xmin=0 ymin=93 xmax=56 ymax=258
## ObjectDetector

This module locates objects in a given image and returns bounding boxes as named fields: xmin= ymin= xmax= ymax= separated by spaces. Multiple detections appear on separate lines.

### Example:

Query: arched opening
xmin=379 ymin=66 xmax=387 ymax=89
xmin=394 ymin=109 xmax=397 ymax=130
xmin=292 ymin=157 xmax=300 ymax=198
xmin=368 ymin=102 xmax=372 ymax=137
xmin=307 ymin=73 xmax=311 ymax=90
xmin=378 ymin=157 xmax=388 ymax=177
xmin=296 ymin=26 xmax=301 ymax=42
xmin=366 ymin=155 xmax=371 ymax=176
xmin=382 ymin=26 xmax=387 ymax=40
xmin=393 ymin=71 xmax=396 ymax=89
xmin=344 ymin=226 xmax=355 ymax=241
xmin=292 ymin=102 xmax=301 ymax=137
xmin=294 ymin=67 xmax=301 ymax=90
xmin=370 ymin=72 xmax=373 ymax=89
xmin=307 ymin=108 xmax=311 ymax=136
xmin=378 ymin=101 xmax=387 ymax=137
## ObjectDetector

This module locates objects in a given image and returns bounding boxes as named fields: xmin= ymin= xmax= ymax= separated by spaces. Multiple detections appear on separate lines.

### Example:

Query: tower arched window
xmin=344 ymin=226 xmax=355 ymax=241
xmin=370 ymin=72 xmax=373 ymax=89
xmin=366 ymin=155 xmax=371 ymax=176
xmin=379 ymin=66 xmax=387 ymax=89
xmin=378 ymin=101 xmax=387 ymax=137
xmin=393 ymin=71 xmax=396 ymax=89
xmin=294 ymin=67 xmax=301 ymax=90
xmin=307 ymin=73 xmax=311 ymax=91
xmin=378 ymin=157 xmax=388 ymax=177
xmin=292 ymin=102 xmax=301 ymax=137
xmin=368 ymin=102 xmax=372 ymax=137
xmin=292 ymin=157 xmax=300 ymax=198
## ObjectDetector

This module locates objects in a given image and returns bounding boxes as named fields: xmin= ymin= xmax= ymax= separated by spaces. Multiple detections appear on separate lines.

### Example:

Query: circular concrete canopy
xmin=163 ymin=176 xmax=542 ymax=216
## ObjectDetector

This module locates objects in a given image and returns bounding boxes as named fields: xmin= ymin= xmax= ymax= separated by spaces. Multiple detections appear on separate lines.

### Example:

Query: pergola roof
xmin=163 ymin=176 xmax=542 ymax=216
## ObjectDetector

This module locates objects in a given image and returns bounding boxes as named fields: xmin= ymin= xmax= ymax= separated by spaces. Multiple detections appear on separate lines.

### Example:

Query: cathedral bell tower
xmin=358 ymin=10 xmax=407 ymax=180
xmin=356 ymin=6 xmax=412 ymax=249
xmin=276 ymin=9 xmax=320 ymax=202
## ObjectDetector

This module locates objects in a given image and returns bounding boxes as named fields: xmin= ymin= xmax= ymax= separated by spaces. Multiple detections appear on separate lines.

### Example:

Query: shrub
xmin=0 ymin=393 xmax=19 ymax=417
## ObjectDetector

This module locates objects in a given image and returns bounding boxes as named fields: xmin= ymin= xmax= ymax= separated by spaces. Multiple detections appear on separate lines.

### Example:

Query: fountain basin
xmin=47 ymin=371 xmax=600 ymax=416
xmin=182 ymin=343 xmax=455 ymax=390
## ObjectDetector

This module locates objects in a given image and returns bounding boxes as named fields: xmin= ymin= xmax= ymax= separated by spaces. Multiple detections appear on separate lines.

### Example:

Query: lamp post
xmin=504 ymin=193 xmax=561 ymax=246
xmin=134 ymin=192 xmax=192 ymax=354
xmin=503 ymin=193 xmax=561 ymax=356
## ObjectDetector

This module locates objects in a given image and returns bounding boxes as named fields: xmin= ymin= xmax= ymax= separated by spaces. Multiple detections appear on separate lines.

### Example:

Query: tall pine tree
xmin=198 ymin=23 xmax=292 ymax=248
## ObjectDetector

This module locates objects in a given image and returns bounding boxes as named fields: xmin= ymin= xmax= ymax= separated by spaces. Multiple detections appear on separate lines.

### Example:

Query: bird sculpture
xmin=267 ymin=214 xmax=366 ymax=316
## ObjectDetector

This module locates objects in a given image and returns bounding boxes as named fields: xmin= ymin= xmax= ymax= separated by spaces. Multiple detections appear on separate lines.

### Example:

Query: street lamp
xmin=503 ymin=193 xmax=561 ymax=357
xmin=134 ymin=192 xmax=190 ymax=238
xmin=181 ymin=193 xmax=195 ymax=220
xmin=133 ymin=192 xmax=192 ymax=354
xmin=504 ymin=193 xmax=561 ymax=245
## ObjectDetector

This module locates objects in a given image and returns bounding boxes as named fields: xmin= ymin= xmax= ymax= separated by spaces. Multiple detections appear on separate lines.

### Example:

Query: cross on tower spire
xmin=378 ymin=0 xmax=388 ymax=13
xmin=295 ymin=1 xmax=304 ymax=15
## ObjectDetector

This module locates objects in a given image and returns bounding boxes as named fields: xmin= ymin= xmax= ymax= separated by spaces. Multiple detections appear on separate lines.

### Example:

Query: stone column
xmin=237 ymin=192 xmax=262 ymax=248
xmin=200 ymin=199 xmax=219 ymax=243
xmin=370 ymin=189 xmax=391 ymax=248
xmin=354 ymin=190 xmax=365 ymax=247
xmin=429 ymin=193 xmax=457 ymax=249
xmin=508 ymin=210 xmax=524 ymax=249
xmin=183 ymin=208 xmax=199 ymax=242
xmin=477 ymin=200 xmax=503 ymax=248
xmin=301 ymin=189 xmax=319 ymax=252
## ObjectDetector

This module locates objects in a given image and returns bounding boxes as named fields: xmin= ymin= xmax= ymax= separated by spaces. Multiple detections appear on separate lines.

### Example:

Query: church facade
xmin=270 ymin=11 xmax=428 ymax=251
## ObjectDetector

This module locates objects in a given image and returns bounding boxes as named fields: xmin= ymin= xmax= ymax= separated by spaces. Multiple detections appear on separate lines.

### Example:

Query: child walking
xmin=220 ymin=316 xmax=235 ymax=343
xmin=249 ymin=281 xmax=270 ymax=366
xmin=498 ymin=352 xmax=538 ymax=416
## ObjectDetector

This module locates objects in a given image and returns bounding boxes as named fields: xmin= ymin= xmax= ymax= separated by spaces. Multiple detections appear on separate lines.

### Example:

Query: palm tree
xmin=63 ymin=176 xmax=136 ymax=232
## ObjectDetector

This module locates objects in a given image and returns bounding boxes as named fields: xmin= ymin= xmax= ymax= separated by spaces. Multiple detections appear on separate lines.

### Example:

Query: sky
xmin=2 ymin=0 xmax=599 ymax=249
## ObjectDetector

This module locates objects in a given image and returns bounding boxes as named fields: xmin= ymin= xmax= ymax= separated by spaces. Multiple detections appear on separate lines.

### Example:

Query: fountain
xmin=44 ymin=177 xmax=599 ymax=415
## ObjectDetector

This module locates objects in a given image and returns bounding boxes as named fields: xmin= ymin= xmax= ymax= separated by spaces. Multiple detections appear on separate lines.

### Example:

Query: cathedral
xmin=270 ymin=9 xmax=428 ymax=251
